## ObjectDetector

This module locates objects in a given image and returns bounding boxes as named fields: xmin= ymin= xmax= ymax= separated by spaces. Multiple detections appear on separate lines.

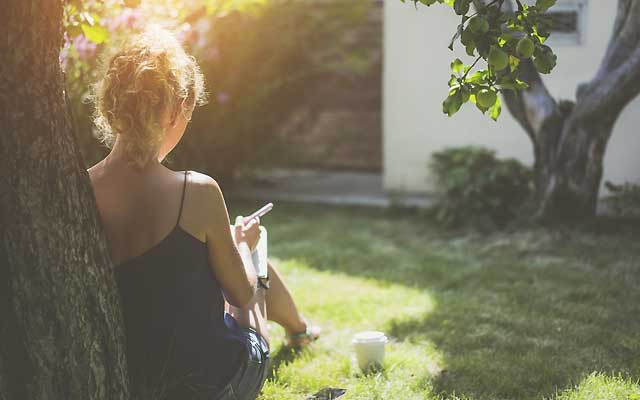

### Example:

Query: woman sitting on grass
xmin=88 ymin=27 xmax=319 ymax=400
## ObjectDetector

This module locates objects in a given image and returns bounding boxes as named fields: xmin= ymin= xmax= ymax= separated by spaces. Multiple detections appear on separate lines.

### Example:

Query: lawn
xmin=229 ymin=201 xmax=640 ymax=400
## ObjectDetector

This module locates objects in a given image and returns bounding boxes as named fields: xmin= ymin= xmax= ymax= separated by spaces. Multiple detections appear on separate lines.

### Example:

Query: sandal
xmin=285 ymin=323 xmax=321 ymax=349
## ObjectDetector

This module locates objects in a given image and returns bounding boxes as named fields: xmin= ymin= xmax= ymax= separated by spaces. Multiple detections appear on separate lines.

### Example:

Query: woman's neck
xmin=103 ymin=137 xmax=162 ymax=172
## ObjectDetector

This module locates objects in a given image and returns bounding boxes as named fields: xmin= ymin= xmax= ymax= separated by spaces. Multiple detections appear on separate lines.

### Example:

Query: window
xmin=513 ymin=0 xmax=587 ymax=45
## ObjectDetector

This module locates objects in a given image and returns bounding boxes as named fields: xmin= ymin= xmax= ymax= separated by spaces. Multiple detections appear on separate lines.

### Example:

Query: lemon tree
xmin=403 ymin=0 xmax=640 ymax=222
xmin=402 ymin=0 xmax=558 ymax=120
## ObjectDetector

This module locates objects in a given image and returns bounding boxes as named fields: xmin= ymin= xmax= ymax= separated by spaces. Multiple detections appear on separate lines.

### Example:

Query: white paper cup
xmin=352 ymin=331 xmax=388 ymax=371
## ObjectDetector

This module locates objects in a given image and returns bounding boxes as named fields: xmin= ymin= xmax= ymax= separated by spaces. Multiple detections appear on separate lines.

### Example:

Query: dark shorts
xmin=215 ymin=316 xmax=270 ymax=400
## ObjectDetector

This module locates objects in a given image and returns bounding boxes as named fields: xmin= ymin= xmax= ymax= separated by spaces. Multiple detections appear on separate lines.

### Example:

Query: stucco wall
xmin=383 ymin=0 xmax=640 ymax=194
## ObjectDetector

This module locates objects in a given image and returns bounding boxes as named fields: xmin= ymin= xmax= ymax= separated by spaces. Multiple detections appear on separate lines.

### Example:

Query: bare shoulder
xmin=187 ymin=170 xmax=219 ymax=187
xmin=186 ymin=171 xmax=223 ymax=197
xmin=184 ymin=170 xmax=227 ymax=211
xmin=182 ymin=171 xmax=230 ymax=239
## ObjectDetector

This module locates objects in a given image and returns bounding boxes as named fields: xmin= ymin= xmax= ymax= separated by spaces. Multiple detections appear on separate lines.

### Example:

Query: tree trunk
xmin=537 ymin=0 xmax=640 ymax=222
xmin=512 ymin=81 xmax=626 ymax=223
xmin=493 ymin=0 xmax=640 ymax=222
xmin=534 ymin=111 xmax=616 ymax=222
xmin=0 ymin=1 xmax=129 ymax=399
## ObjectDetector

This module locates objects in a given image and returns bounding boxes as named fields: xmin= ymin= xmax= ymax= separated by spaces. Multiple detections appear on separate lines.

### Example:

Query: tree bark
xmin=0 ymin=1 xmax=129 ymax=399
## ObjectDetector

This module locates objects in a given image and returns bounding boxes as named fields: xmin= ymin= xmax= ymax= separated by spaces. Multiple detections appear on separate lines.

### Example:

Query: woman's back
xmin=89 ymin=161 xmax=204 ymax=265
xmin=91 ymin=166 xmax=247 ymax=398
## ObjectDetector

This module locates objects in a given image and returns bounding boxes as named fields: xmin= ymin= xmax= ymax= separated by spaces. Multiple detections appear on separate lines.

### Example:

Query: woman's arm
xmin=199 ymin=176 xmax=259 ymax=308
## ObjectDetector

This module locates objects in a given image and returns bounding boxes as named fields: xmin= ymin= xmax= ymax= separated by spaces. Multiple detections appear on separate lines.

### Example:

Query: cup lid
xmin=352 ymin=331 xmax=388 ymax=344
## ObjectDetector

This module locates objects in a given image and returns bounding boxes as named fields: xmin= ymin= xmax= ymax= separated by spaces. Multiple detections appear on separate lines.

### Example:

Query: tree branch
xmin=575 ymin=45 xmax=640 ymax=119
xmin=597 ymin=0 xmax=640 ymax=77
xmin=575 ymin=0 xmax=640 ymax=118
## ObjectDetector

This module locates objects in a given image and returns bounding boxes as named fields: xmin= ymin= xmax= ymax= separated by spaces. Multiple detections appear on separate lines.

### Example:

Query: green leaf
xmin=465 ymin=42 xmax=476 ymax=56
xmin=490 ymin=96 xmax=502 ymax=121
xmin=81 ymin=23 xmax=108 ymax=44
xmin=454 ymin=0 xmax=471 ymax=15
xmin=509 ymin=55 xmax=521 ymax=72
xmin=465 ymin=71 xmax=486 ymax=84
xmin=443 ymin=92 xmax=463 ymax=117
xmin=450 ymin=58 xmax=464 ymax=74
xmin=499 ymin=79 xmax=530 ymax=90
xmin=536 ymin=0 xmax=557 ymax=12
xmin=533 ymin=46 xmax=557 ymax=74
xmin=460 ymin=86 xmax=471 ymax=102
xmin=532 ymin=24 xmax=550 ymax=43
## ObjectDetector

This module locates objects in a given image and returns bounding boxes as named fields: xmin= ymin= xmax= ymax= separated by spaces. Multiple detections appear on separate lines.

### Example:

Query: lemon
xmin=488 ymin=46 xmax=509 ymax=71
xmin=477 ymin=89 xmax=497 ymax=108
xmin=516 ymin=37 xmax=535 ymax=59
xmin=461 ymin=28 xmax=474 ymax=46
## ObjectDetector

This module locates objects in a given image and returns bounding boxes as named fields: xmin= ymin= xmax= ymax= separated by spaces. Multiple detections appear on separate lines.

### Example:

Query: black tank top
xmin=114 ymin=171 xmax=245 ymax=399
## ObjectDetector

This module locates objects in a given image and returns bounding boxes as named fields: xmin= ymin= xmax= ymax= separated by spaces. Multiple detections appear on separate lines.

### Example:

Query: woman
xmin=88 ymin=27 xmax=319 ymax=400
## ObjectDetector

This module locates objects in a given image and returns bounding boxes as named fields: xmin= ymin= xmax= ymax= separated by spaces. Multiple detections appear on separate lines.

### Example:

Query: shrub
xmin=429 ymin=146 xmax=533 ymax=227
xmin=604 ymin=181 xmax=640 ymax=217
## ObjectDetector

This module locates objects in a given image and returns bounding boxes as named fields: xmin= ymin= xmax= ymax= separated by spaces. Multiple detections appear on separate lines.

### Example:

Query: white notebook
xmin=231 ymin=225 xmax=268 ymax=278
xmin=252 ymin=226 xmax=268 ymax=278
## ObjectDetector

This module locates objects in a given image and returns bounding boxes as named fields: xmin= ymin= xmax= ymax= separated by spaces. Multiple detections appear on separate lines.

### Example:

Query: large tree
xmin=0 ymin=1 xmax=129 ymax=399
xmin=413 ymin=0 xmax=640 ymax=221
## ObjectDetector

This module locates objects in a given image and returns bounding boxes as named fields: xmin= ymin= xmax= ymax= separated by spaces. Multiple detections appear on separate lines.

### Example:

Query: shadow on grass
xmin=231 ymin=201 xmax=640 ymax=399
xmin=267 ymin=345 xmax=301 ymax=380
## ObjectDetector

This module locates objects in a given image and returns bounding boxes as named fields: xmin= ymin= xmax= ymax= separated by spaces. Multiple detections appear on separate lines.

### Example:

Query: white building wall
xmin=383 ymin=0 xmax=640 ymax=194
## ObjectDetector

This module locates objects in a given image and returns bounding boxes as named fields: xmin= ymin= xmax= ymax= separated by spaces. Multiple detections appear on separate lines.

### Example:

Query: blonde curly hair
xmin=92 ymin=26 xmax=207 ymax=167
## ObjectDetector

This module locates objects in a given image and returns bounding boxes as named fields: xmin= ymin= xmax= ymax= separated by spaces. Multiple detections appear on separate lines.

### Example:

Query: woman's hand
xmin=234 ymin=215 xmax=261 ymax=252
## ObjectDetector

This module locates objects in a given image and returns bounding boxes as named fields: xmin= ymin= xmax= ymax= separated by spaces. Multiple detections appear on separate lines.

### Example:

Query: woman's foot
xmin=285 ymin=321 xmax=321 ymax=349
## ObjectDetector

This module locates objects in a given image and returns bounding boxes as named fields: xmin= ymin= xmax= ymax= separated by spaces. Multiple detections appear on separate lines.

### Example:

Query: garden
xmin=2 ymin=0 xmax=640 ymax=399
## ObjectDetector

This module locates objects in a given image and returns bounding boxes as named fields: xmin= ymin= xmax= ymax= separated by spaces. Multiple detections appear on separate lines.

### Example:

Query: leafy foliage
xmin=401 ymin=0 xmax=559 ymax=120
xmin=429 ymin=146 xmax=533 ymax=227
xmin=173 ymin=1 xmax=370 ymax=182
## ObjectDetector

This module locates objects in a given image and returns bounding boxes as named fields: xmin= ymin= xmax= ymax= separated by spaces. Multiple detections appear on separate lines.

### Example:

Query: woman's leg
xmin=264 ymin=260 xmax=307 ymax=335
xmin=227 ymin=286 xmax=270 ymax=346
xmin=228 ymin=260 xmax=319 ymax=346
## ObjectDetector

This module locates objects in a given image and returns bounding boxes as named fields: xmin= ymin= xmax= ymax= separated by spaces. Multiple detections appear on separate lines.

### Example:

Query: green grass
xmin=229 ymin=201 xmax=640 ymax=400
xmin=553 ymin=373 xmax=640 ymax=400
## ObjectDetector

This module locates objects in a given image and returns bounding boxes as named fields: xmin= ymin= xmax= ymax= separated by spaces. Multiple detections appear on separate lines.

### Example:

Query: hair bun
xmin=91 ymin=26 xmax=207 ymax=168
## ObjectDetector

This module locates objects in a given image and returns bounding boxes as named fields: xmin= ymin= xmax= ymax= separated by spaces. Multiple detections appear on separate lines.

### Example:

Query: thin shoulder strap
xmin=176 ymin=170 xmax=188 ymax=226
